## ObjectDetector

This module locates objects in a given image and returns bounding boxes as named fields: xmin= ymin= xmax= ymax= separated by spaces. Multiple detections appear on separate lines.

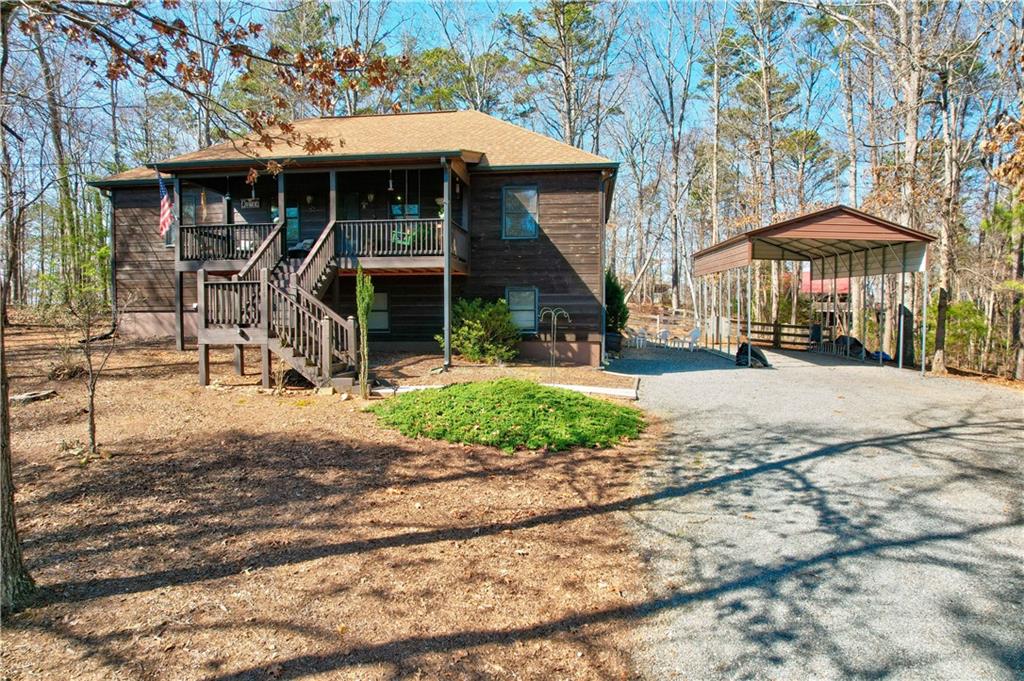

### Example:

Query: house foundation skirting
xmin=121 ymin=310 xmax=197 ymax=341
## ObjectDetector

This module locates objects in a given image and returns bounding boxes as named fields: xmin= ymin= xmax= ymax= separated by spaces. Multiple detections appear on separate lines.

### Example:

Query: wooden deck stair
xmin=196 ymin=220 xmax=359 ymax=389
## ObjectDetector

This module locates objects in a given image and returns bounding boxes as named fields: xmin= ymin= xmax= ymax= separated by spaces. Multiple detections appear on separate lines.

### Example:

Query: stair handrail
xmin=236 ymin=217 xmax=286 ymax=282
xmin=293 ymin=219 xmax=336 ymax=293
xmin=295 ymin=286 xmax=357 ymax=368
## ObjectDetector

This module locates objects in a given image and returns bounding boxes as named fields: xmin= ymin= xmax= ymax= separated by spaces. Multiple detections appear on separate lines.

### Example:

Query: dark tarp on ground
xmin=735 ymin=343 xmax=770 ymax=368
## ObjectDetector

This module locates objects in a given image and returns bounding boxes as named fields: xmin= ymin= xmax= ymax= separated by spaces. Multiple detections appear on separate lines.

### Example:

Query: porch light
xmin=305 ymin=194 xmax=314 ymax=205
xmin=367 ymin=193 xmax=374 ymax=203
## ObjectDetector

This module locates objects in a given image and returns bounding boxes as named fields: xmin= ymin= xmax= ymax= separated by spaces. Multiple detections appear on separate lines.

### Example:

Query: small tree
xmin=605 ymin=269 xmax=629 ymax=333
xmin=355 ymin=266 xmax=374 ymax=399
xmin=45 ymin=256 xmax=132 ymax=457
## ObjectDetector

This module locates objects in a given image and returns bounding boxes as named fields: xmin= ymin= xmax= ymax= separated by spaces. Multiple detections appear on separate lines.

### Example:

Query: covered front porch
xmin=172 ymin=165 xmax=469 ymax=273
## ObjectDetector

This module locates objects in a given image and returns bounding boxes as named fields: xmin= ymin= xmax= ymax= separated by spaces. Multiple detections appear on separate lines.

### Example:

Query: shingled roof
xmin=92 ymin=110 xmax=615 ymax=186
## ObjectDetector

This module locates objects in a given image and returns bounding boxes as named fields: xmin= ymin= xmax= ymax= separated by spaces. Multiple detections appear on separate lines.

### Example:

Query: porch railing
xmin=294 ymin=219 xmax=336 ymax=293
xmin=179 ymin=222 xmax=276 ymax=261
xmin=198 ymin=272 xmax=261 ymax=327
xmin=237 ymin=220 xmax=286 ymax=281
xmin=337 ymin=219 xmax=443 ymax=257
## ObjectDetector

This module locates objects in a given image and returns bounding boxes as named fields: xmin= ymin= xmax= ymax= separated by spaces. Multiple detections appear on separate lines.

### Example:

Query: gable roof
xmin=92 ymin=111 xmax=615 ymax=186
xmin=693 ymin=205 xmax=936 ymax=278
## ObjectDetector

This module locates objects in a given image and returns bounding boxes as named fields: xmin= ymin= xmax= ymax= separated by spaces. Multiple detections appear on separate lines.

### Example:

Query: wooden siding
xmin=463 ymin=171 xmax=603 ymax=339
xmin=113 ymin=187 xmax=195 ymax=312
xmin=331 ymin=275 xmax=461 ymax=342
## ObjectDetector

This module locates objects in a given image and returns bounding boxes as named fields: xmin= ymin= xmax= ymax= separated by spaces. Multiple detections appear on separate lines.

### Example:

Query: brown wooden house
xmin=90 ymin=111 xmax=618 ymax=386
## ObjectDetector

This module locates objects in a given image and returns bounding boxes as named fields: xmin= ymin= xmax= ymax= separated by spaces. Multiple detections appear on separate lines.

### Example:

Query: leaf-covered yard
xmin=2 ymin=323 xmax=656 ymax=680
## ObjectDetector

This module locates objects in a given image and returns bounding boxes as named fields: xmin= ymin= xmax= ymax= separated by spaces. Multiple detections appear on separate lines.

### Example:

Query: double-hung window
xmin=506 ymin=287 xmax=538 ymax=334
xmin=501 ymin=186 xmax=539 ymax=239
xmin=368 ymin=292 xmax=389 ymax=332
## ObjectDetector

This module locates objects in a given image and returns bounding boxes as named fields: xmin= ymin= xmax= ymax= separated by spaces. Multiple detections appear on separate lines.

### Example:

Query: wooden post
xmin=175 ymin=272 xmax=185 ymax=351
xmin=442 ymin=159 xmax=452 ymax=369
xmin=196 ymin=269 xmax=207 ymax=385
xmin=347 ymin=315 xmax=357 ymax=368
xmin=847 ymin=251 xmax=853 ymax=357
xmin=319 ymin=317 xmax=331 ymax=383
xmin=234 ymin=345 xmax=244 ymax=375
xmin=199 ymin=344 xmax=210 ymax=386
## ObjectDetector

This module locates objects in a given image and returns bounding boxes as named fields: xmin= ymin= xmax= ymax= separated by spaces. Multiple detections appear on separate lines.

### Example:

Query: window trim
xmin=505 ymin=286 xmax=539 ymax=334
xmin=368 ymin=291 xmax=390 ymax=333
xmin=500 ymin=185 xmax=539 ymax=240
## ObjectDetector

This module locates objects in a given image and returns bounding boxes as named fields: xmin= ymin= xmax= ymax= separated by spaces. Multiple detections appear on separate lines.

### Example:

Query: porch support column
xmin=329 ymin=170 xmax=337 ymax=223
xmin=234 ymin=345 xmax=245 ymax=375
xmin=173 ymin=177 xmax=185 ymax=351
xmin=175 ymin=272 xmax=185 ymax=351
xmin=277 ymin=173 xmax=285 ymax=221
xmin=442 ymin=158 xmax=452 ymax=368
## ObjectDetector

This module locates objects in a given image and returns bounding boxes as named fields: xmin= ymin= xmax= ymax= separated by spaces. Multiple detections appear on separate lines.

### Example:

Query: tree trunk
xmin=1013 ymin=209 xmax=1024 ymax=380
xmin=1 ymin=286 xmax=35 ymax=613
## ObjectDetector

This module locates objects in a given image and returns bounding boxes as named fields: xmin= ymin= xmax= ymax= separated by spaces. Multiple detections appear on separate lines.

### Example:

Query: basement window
xmin=506 ymin=287 xmax=538 ymax=334
xmin=368 ymin=292 xmax=389 ymax=332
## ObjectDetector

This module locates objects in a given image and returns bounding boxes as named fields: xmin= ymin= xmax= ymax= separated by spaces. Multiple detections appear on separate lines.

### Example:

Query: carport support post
xmin=861 ymin=251 xmax=868 ymax=361
xmin=746 ymin=264 xmax=752 ymax=368
xmin=879 ymin=249 xmax=886 ymax=366
xmin=898 ymin=244 xmax=906 ymax=370
xmin=921 ymin=255 xmax=929 ymax=378
xmin=847 ymin=251 xmax=853 ymax=357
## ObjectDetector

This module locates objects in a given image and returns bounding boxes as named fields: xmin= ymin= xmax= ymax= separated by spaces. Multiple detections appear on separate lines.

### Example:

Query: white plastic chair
xmin=635 ymin=328 xmax=648 ymax=348
xmin=685 ymin=327 xmax=701 ymax=351
xmin=657 ymin=328 xmax=670 ymax=345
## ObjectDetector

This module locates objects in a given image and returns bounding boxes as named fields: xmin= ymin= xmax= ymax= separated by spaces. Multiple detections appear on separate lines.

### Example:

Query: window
xmin=368 ymin=292 xmax=389 ymax=332
xmin=502 ymin=186 xmax=539 ymax=239
xmin=506 ymin=287 xmax=538 ymax=333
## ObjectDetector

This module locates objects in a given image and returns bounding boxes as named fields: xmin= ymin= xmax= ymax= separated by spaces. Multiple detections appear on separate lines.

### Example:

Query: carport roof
xmin=692 ymin=205 xmax=936 ymax=279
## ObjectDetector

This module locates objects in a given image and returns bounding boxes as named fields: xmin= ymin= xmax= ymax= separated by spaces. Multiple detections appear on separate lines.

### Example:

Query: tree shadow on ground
xmin=12 ymin=408 xmax=1022 ymax=679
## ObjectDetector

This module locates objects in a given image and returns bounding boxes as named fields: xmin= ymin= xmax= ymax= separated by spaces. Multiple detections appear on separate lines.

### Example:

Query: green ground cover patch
xmin=369 ymin=379 xmax=644 ymax=452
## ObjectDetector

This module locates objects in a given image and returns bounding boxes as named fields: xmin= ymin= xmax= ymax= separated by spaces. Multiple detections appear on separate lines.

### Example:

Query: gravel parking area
xmin=611 ymin=347 xmax=1023 ymax=680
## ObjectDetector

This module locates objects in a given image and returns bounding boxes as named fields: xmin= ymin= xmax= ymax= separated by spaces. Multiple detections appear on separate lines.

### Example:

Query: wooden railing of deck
xmin=269 ymin=282 xmax=357 ymax=379
xmin=199 ymin=272 xmax=262 ymax=327
xmin=237 ymin=220 xmax=286 ymax=281
xmin=450 ymin=221 xmax=469 ymax=264
xmin=297 ymin=287 xmax=357 ymax=368
xmin=179 ymin=222 xmax=276 ymax=261
xmin=337 ymin=219 xmax=443 ymax=257
xmin=293 ymin=220 xmax=336 ymax=294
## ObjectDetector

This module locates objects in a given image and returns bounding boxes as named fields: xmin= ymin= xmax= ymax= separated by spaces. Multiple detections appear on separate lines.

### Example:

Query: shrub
xmin=369 ymin=378 xmax=644 ymax=452
xmin=439 ymin=297 xmax=520 ymax=364
xmin=605 ymin=269 xmax=629 ymax=332
xmin=355 ymin=266 xmax=374 ymax=398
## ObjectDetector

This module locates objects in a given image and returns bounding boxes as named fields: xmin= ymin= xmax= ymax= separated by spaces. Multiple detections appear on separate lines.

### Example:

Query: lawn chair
xmin=684 ymin=327 xmax=701 ymax=351
xmin=657 ymin=328 xmax=670 ymax=345
xmin=635 ymin=328 xmax=648 ymax=348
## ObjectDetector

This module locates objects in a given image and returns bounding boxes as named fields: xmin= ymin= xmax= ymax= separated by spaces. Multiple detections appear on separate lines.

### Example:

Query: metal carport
xmin=691 ymin=205 xmax=937 ymax=374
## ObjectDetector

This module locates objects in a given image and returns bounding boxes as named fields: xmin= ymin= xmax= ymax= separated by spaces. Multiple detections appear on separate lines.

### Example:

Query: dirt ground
xmin=2 ymin=324 xmax=658 ymax=680
xmin=371 ymin=352 xmax=636 ymax=389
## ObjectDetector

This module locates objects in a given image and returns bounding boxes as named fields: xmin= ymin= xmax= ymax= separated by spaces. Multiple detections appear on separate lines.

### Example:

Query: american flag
xmin=158 ymin=170 xmax=174 ymax=237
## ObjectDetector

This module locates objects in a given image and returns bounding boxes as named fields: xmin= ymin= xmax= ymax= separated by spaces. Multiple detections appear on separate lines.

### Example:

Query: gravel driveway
xmin=610 ymin=347 xmax=1023 ymax=680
